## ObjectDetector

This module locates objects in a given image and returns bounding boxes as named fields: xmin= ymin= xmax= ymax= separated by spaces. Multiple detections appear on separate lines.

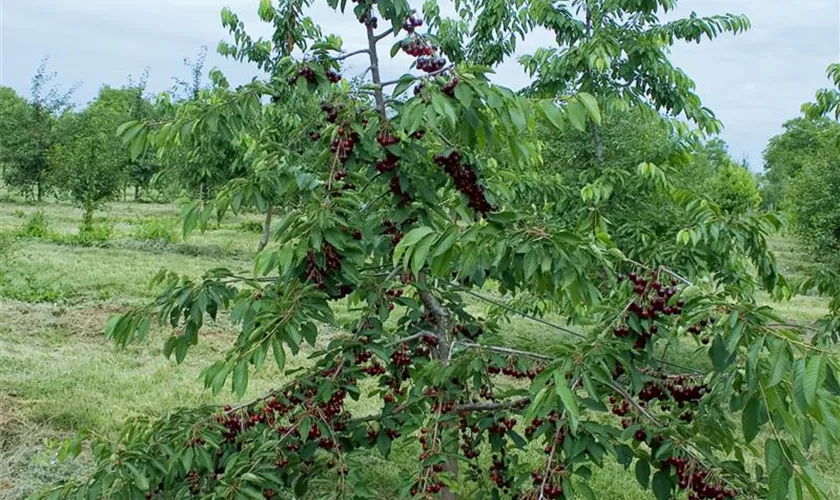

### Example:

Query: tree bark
xmin=256 ymin=205 xmax=273 ymax=252
xmin=134 ymin=185 xmax=140 ymax=201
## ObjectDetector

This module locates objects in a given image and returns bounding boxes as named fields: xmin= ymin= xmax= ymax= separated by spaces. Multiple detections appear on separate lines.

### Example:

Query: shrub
xmin=132 ymin=218 xmax=179 ymax=243
xmin=18 ymin=211 xmax=50 ymax=239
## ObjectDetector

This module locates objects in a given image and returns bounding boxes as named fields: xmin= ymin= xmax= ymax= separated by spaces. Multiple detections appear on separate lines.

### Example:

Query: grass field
xmin=0 ymin=198 xmax=835 ymax=499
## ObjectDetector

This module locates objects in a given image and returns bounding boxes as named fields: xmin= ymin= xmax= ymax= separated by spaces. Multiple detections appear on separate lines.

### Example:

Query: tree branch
xmin=379 ymin=64 xmax=454 ymax=88
xmin=457 ymin=340 xmax=554 ymax=362
xmin=374 ymin=28 xmax=395 ymax=42
xmin=331 ymin=48 xmax=369 ymax=61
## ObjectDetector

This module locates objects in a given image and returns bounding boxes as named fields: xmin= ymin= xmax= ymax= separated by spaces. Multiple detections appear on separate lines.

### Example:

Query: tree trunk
xmin=134 ymin=185 xmax=140 ymax=201
xmin=37 ymin=180 xmax=43 ymax=202
xmin=81 ymin=207 xmax=95 ymax=233
xmin=591 ymin=122 xmax=604 ymax=166
xmin=418 ymin=286 xmax=457 ymax=500
xmin=256 ymin=205 xmax=273 ymax=252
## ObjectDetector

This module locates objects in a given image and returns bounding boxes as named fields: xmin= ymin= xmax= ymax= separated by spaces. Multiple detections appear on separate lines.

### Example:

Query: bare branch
xmin=374 ymin=28 xmax=395 ymax=42
xmin=331 ymin=48 xmax=369 ymax=61
xmin=457 ymin=340 xmax=554 ymax=362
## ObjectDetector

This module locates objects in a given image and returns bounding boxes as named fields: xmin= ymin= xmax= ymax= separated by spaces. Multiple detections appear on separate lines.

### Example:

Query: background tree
xmin=46 ymin=2 xmax=839 ymax=500
xmin=3 ymin=59 xmax=76 ymax=201
xmin=50 ymin=90 xmax=125 ymax=231
xmin=761 ymin=117 xmax=840 ymax=210
xmin=0 ymin=87 xmax=31 ymax=182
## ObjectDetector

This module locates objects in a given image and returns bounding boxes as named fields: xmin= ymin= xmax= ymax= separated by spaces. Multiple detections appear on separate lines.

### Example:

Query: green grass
xmin=0 ymin=199 xmax=835 ymax=499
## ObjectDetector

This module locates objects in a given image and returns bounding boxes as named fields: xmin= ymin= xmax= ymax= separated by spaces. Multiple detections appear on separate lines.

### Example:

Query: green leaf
xmin=393 ymin=226 xmax=434 ymax=267
xmin=768 ymin=341 xmax=789 ymax=387
xmin=768 ymin=467 xmax=791 ymax=500
xmin=709 ymin=334 xmax=729 ymax=372
xmin=272 ymin=338 xmax=286 ymax=372
xmin=376 ymin=431 xmax=392 ymax=457
xmin=742 ymin=397 xmax=761 ymax=443
xmin=635 ymin=458 xmax=650 ymax=489
xmin=765 ymin=438 xmax=784 ymax=471
xmin=392 ymin=74 xmax=415 ymax=98
xmin=537 ymin=100 xmax=564 ymax=130
xmin=411 ymin=233 xmax=435 ymax=275
xmin=576 ymin=92 xmax=601 ymax=125
xmin=299 ymin=417 xmax=312 ymax=444
xmin=651 ymin=471 xmax=672 ymax=500
xmin=566 ymin=100 xmax=587 ymax=131
xmin=554 ymin=371 xmax=579 ymax=433
xmin=804 ymin=356 xmax=822 ymax=408
xmin=232 ymin=361 xmax=249 ymax=397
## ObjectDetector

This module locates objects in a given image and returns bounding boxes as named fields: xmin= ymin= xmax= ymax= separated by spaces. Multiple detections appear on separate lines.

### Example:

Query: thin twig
xmin=445 ymin=281 xmax=586 ymax=339
xmin=457 ymin=340 xmax=554 ymax=361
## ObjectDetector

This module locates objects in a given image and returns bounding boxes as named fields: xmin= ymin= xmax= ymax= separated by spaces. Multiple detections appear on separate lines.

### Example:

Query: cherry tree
xmin=47 ymin=1 xmax=839 ymax=499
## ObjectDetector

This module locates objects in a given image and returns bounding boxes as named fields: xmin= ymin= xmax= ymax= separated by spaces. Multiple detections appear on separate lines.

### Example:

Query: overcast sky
xmin=1 ymin=0 xmax=838 ymax=171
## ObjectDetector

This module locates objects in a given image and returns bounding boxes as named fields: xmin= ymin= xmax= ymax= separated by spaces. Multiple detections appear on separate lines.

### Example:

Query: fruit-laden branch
xmin=379 ymin=64 xmax=455 ymax=88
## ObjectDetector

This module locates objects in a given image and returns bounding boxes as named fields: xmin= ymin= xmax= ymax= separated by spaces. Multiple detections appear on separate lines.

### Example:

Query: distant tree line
xmin=0 ymin=53 xmax=244 ymax=233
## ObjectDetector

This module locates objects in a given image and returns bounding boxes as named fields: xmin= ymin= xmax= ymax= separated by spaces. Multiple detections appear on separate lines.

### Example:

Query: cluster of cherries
xmin=320 ymin=102 xmax=342 ymax=123
xmin=402 ymin=14 xmax=423 ymax=32
xmin=382 ymin=220 xmax=405 ymax=247
xmin=293 ymin=65 xmax=317 ymax=84
xmin=613 ymin=272 xmax=686 ymax=349
xmin=400 ymin=37 xmax=435 ymax=57
xmin=664 ymin=457 xmax=738 ymax=499
xmin=388 ymin=175 xmax=412 ymax=206
xmin=417 ymin=55 xmax=448 ymax=73
xmin=329 ymin=127 xmax=359 ymax=163
xmin=488 ymin=456 xmax=513 ymax=489
xmin=434 ymin=150 xmax=493 ymax=215
xmin=487 ymin=358 xmax=543 ymax=380
xmin=305 ymin=244 xmax=353 ymax=298
xmin=375 ymin=154 xmax=399 ymax=173
xmin=325 ymin=68 xmax=342 ymax=84
xmin=441 ymin=77 xmax=459 ymax=97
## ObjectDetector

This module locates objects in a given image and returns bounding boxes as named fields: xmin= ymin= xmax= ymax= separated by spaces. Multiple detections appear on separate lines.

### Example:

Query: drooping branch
xmin=457 ymin=340 xmax=554 ymax=362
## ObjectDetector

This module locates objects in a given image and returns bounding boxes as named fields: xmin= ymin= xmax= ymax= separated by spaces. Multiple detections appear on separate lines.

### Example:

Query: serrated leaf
xmin=410 ymin=233 xmax=435 ymax=275
xmin=804 ymin=356 xmax=822 ymax=408
xmin=376 ymin=431 xmax=392 ymax=457
xmin=651 ymin=471 xmax=671 ymax=500
xmin=272 ymin=338 xmax=286 ymax=372
xmin=742 ymin=397 xmax=760 ymax=443
xmin=635 ymin=459 xmax=650 ymax=489
xmin=566 ymin=100 xmax=587 ymax=131
xmin=554 ymin=371 xmax=579 ymax=433
xmin=392 ymin=74 xmax=415 ymax=98
xmin=576 ymin=92 xmax=601 ymax=125
xmin=393 ymin=226 xmax=434 ymax=266
xmin=538 ymin=99 xmax=564 ymax=130
xmin=232 ymin=361 xmax=249 ymax=397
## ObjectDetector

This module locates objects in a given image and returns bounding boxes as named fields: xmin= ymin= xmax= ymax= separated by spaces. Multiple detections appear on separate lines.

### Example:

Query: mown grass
xmin=0 ymin=199 xmax=835 ymax=499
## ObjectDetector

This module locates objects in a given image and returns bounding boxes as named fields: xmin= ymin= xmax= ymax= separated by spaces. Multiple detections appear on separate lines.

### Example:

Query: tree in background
xmin=0 ymin=87 xmax=31 ymax=182
xmin=46 ymin=1 xmax=838 ymax=499
xmin=2 ymin=59 xmax=76 ymax=201
xmin=50 ymin=89 xmax=126 ymax=231
xmin=761 ymin=117 xmax=840 ymax=210
xmin=683 ymin=139 xmax=761 ymax=213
